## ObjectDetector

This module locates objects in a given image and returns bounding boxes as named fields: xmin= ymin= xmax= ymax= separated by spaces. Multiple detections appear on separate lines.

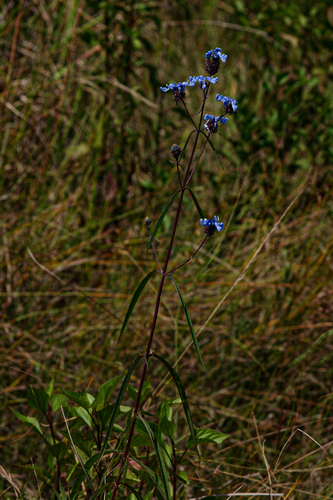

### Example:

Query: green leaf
xmin=46 ymin=374 xmax=55 ymax=398
xmin=169 ymin=468 xmax=189 ymax=485
xmin=159 ymin=400 xmax=172 ymax=422
xmin=186 ymin=428 xmax=229 ymax=449
xmin=96 ymin=374 xmax=123 ymax=409
xmin=139 ymin=417 xmax=171 ymax=500
xmin=12 ymin=463 xmax=52 ymax=482
xmin=48 ymin=442 xmax=67 ymax=461
xmin=51 ymin=487 xmax=64 ymax=500
xmin=187 ymin=188 xmax=204 ymax=219
xmin=96 ymin=404 xmax=114 ymax=429
xmin=118 ymin=271 xmax=158 ymax=342
xmin=97 ymin=356 xmax=141 ymax=466
xmin=159 ymin=416 xmax=175 ymax=440
xmin=27 ymin=385 xmax=49 ymax=414
xmin=130 ymin=434 xmax=152 ymax=447
xmin=61 ymin=431 xmax=93 ymax=457
xmin=201 ymin=131 xmax=224 ymax=169
xmin=50 ymin=393 xmax=68 ymax=412
xmin=11 ymin=408 xmax=43 ymax=435
xmin=73 ymin=406 xmax=92 ymax=428
xmin=167 ymin=276 xmax=207 ymax=372
xmin=144 ymin=491 xmax=154 ymax=500
xmin=167 ymin=397 xmax=181 ymax=406
xmin=177 ymin=470 xmax=188 ymax=484
xmin=127 ymin=384 xmax=138 ymax=401
xmin=153 ymin=354 xmax=198 ymax=456
xmin=62 ymin=389 xmax=91 ymax=411
xmin=145 ymin=191 xmax=180 ymax=255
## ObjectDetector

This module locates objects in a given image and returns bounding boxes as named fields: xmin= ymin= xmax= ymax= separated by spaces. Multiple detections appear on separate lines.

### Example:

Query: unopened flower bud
xmin=144 ymin=217 xmax=151 ymax=228
xmin=170 ymin=144 xmax=182 ymax=161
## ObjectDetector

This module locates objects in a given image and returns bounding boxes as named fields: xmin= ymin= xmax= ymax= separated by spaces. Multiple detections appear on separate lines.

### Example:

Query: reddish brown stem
xmin=109 ymin=82 xmax=209 ymax=500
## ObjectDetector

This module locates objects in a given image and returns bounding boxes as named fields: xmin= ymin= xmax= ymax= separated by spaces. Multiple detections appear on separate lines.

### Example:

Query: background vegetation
xmin=1 ymin=0 xmax=333 ymax=498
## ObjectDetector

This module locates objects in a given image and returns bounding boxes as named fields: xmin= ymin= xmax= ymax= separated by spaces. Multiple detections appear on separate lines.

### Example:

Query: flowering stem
xmin=176 ymin=162 xmax=183 ymax=189
xmin=185 ymin=136 xmax=209 ymax=188
xmin=166 ymin=236 xmax=208 ymax=275
xmin=110 ymin=79 xmax=209 ymax=500
xmin=181 ymin=99 xmax=197 ymax=129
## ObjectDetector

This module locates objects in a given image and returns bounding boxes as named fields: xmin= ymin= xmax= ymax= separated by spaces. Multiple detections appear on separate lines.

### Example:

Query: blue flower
xmin=160 ymin=80 xmax=192 ymax=104
xmin=160 ymin=81 xmax=189 ymax=93
xmin=200 ymin=216 xmax=224 ymax=236
xmin=205 ymin=48 xmax=228 ymax=63
xmin=161 ymin=77 xmax=200 ymax=104
xmin=192 ymin=75 xmax=218 ymax=90
xmin=216 ymin=94 xmax=238 ymax=114
xmin=204 ymin=114 xmax=228 ymax=133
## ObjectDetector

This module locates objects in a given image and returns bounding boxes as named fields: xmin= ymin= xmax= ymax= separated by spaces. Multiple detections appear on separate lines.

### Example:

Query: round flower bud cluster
xmin=200 ymin=216 xmax=224 ymax=236
xmin=170 ymin=144 xmax=182 ymax=162
xmin=216 ymin=94 xmax=238 ymax=115
xmin=205 ymin=48 xmax=227 ymax=76
xmin=204 ymin=114 xmax=228 ymax=134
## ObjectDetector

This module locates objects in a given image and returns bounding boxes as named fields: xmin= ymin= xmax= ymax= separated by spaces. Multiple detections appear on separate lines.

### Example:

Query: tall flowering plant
xmin=14 ymin=48 xmax=238 ymax=500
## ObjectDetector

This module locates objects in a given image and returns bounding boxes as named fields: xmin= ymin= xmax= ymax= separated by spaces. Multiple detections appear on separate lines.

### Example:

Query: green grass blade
xmin=97 ymin=356 xmax=141 ymax=466
xmin=200 ymin=131 xmax=224 ymax=169
xmin=145 ymin=191 xmax=180 ymax=255
xmin=167 ymin=276 xmax=207 ymax=372
xmin=153 ymin=354 xmax=199 ymax=456
xmin=187 ymin=188 xmax=204 ymax=218
xmin=118 ymin=271 xmax=158 ymax=342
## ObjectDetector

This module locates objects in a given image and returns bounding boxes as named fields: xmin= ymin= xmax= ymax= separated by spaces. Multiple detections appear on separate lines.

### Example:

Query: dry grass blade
xmin=0 ymin=465 xmax=20 ymax=497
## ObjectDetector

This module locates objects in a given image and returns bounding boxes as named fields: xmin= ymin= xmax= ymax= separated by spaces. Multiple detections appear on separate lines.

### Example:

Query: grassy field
xmin=1 ymin=0 xmax=333 ymax=498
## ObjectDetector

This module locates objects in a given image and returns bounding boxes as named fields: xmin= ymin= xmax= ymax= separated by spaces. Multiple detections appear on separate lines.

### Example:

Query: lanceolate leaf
xmin=120 ymin=483 xmax=144 ymax=500
xmin=153 ymin=354 xmax=199 ymax=456
xmin=118 ymin=271 xmax=158 ymax=343
xmin=201 ymin=131 xmax=224 ymax=169
xmin=187 ymin=188 xmax=204 ymax=219
xmin=145 ymin=191 xmax=180 ymax=255
xmin=97 ymin=356 xmax=141 ymax=466
xmin=139 ymin=417 xmax=171 ymax=500
xmin=130 ymin=456 xmax=166 ymax=499
xmin=167 ymin=276 xmax=207 ymax=372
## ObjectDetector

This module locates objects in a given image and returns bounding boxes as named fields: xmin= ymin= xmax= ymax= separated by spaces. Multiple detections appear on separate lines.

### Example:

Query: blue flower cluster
xmin=160 ymin=80 xmax=194 ymax=94
xmin=192 ymin=75 xmax=218 ymax=90
xmin=216 ymin=94 xmax=238 ymax=114
xmin=200 ymin=216 xmax=224 ymax=236
xmin=204 ymin=114 xmax=228 ymax=133
xmin=205 ymin=48 xmax=227 ymax=63
xmin=160 ymin=75 xmax=218 ymax=94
